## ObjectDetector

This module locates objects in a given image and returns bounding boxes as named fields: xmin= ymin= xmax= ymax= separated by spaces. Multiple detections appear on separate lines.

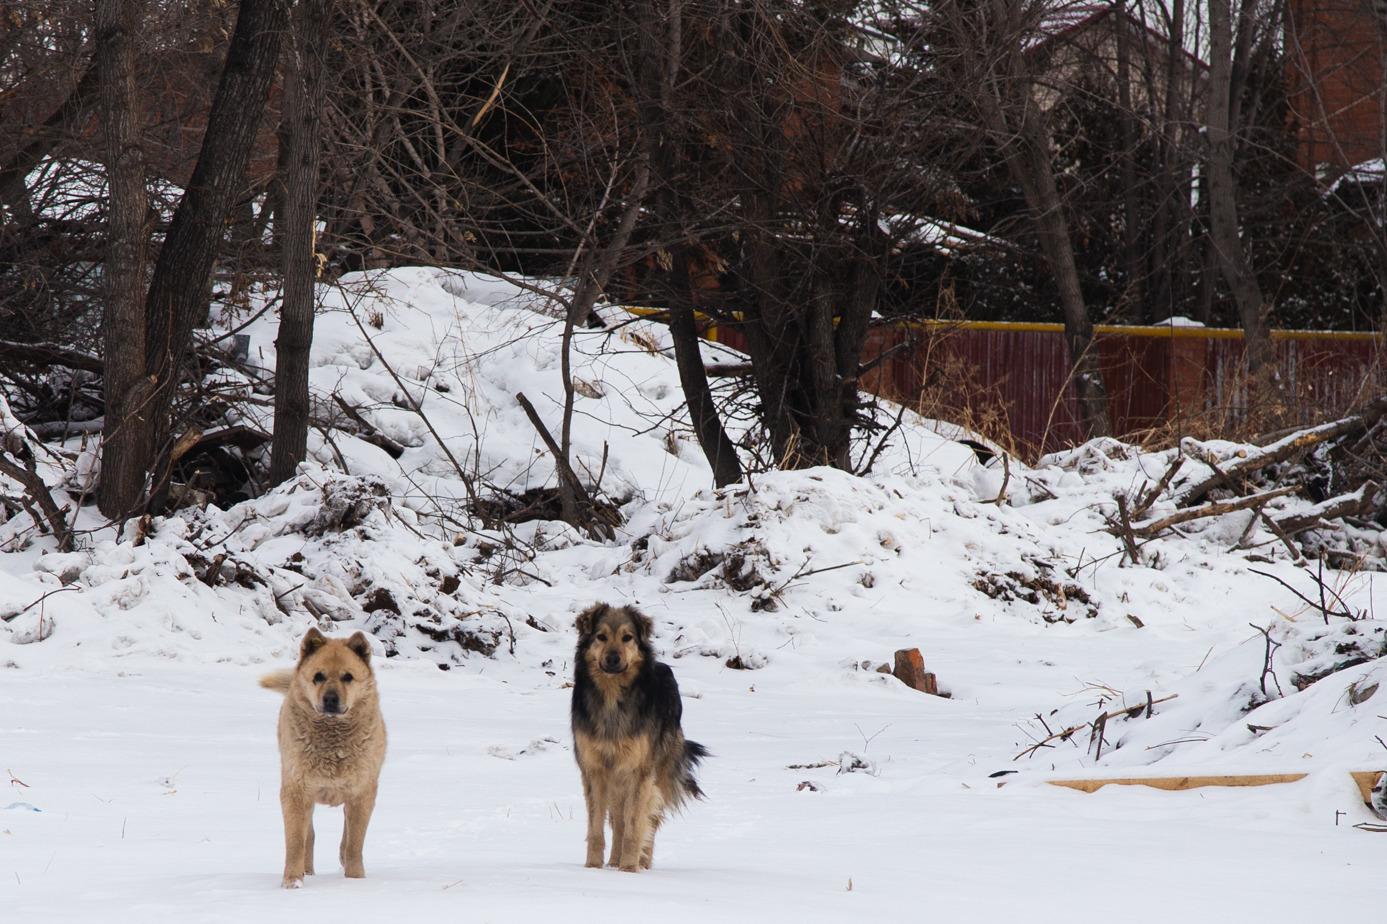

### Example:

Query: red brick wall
xmin=1286 ymin=0 xmax=1386 ymax=169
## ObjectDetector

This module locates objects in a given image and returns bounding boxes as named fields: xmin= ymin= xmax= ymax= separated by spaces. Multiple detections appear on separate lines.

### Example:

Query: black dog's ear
xmin=629 ymin=608 xmax=654 ymax=642
xmin=575 ymin=604 xmax=607 ymax=637
xmin=299 ymin=627 xmax=327 ymax=661
xmin=346 ymin=631 xmax=372 ymax=664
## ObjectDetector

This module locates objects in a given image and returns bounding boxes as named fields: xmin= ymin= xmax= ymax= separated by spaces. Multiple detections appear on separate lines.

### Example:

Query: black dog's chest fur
xmin=571 ymin=658 xmax=682 ymax=743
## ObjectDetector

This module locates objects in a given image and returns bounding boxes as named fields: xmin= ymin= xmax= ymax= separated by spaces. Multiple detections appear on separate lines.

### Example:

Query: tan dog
xmin=260 ymin=628 xmax=387 ymax=889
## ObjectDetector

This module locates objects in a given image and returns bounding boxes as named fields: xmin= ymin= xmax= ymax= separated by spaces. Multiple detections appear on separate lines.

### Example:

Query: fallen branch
xmin=514 ymin=391 xmax=616 ymax=541
xmin=0 ymin=339 xmax=103 ymax=374
xmin=1132 ymin=455 xmax=1185 ymax=519
xmin=332 ymin=395 xmax=406 ymax=459
xmin=704 ymin=362 xmax=754 ymax=378
xmin=1128 ymin=486 xmax=1297 ymax=538
xmin=1113 ymin=494 xmax=1142 ymax=565
xmin=1271 ymin=482 xmax=1379 ymax=537
xmin=0 ymin=411 xmax=72 ymax=551
xmin=1259 ymin=511 xmax=1304 ymax=563
xmin=25 ymin=419 xmax=106 ymax=439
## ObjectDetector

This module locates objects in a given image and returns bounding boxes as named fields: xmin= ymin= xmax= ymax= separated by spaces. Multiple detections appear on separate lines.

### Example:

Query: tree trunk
xmin=139 ymin=0 xmax=287 ymax=507
xmin=1114 ymin=2 xmax=1145 ymax=322
xmin=1003 ymin=101 xmax=1112 ymax=439
xmin=1207 ymin=0 xmax=1273 ymax=377
xmin=95 ymin=0 xmax=152 ymax=519
xmin=269 ymin=0 xmax=330 ymax=487
xmin=635 ymin=0 xmax=743 ymax=487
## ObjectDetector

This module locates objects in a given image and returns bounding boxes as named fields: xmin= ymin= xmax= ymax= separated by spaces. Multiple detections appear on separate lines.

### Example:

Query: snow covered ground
xmin=3 ymin=268 xmax=1386 ymax=920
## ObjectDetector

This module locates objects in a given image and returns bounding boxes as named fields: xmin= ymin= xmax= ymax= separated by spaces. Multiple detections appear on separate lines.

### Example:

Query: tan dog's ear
xmin=346 ymin=631 xmax=372 ymax=664
xmin=574 ymin=604 xmax=606 ymax=637
xmin=300 ymin=627 xmax=327 ymax=661
xmin=629 ymin=608 xmax=654 ymax=642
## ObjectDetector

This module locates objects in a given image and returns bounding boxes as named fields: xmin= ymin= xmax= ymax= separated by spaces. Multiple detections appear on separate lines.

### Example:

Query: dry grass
xmin=907 ymin=336 xmax=1027 ymax=461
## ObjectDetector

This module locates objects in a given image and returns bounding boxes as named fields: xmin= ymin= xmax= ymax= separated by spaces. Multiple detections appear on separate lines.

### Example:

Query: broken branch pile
xmin=1107 ymin=396 xmax=1387 ymax=567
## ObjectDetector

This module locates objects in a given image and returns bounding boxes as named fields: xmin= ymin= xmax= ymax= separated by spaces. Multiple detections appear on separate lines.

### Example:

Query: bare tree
xmin=269 ymin=0 xmax=332 ymax=487
xmin=631 ymin=0 xmax=743 ymax=485
xmin=95 ymin=0 xmax=152 ymax=518
xmin=122 ymin=0 xmax=286 ymax=511
xmin=1206 ymin=0 xmax=1275 ymax=382
xmin=929 ymin=0 xmax=1112 ymax=438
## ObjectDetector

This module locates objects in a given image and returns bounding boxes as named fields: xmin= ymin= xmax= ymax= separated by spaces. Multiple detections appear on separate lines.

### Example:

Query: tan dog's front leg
xmin=280 ymin=786 xmax=312 ymax=888
xmin=618 ymin=775 xmax=654 ymax=872
xmin=341 ymin=784 xmax=377 ymax=879
xmin=580 ymin=768 xmax=606 ymax=868
xmin=606 ymin=773 xmax=629 ymax=868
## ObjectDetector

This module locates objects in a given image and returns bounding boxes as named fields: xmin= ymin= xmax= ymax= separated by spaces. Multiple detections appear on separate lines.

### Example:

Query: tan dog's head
xmin=575 ymin=603 xmax=653 ymax=679
xmin=295 ymin=628 xmax=374 ymax=717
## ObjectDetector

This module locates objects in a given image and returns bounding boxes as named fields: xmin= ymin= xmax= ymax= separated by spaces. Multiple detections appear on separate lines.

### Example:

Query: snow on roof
xmin=1326 ymin=157 xmax=1386 ymax=196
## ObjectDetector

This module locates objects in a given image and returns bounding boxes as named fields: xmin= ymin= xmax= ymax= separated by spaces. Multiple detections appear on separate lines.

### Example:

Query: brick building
xmin=1286 ymin=0 xmax=1386 ymax=171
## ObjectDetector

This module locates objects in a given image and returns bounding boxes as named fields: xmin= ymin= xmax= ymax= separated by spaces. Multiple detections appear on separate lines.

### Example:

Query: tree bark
xmin=635 ymin=0 xmax=743 ymax=487
xmin=95 ymin=0 xmax=153 ymax=519
xmin=995 ymin=98 xmax=1112 ymax=439
xmin=1113 ymin=3 xmax=1146 ymax=322
xmin=270 ymin=0 xmax=330 ymax=487
xmin=139 ymin=0 xmax=287 ymax=507
xmin=1207 ymin=0 xmax=1273 ymax=377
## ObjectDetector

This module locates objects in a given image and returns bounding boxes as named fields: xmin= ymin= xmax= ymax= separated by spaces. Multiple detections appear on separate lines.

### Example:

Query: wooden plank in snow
xmin=1048 ymin=773 xmax=1308 ymax=794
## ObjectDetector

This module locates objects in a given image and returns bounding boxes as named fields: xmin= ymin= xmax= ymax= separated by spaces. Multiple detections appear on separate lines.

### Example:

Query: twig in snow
xmin=992 ymin=453 xmax=1011 ymax=506
xmin=1013 ymin=694 xmax=1178 ymax=761
xmin=2 ymin=586 xmax=76 ymax=623
xmin=1113 ymin=494 xmax=1142 ymax=566
xmin=1248 ymin=622 xmax=1284 ymax=698
xmin=1248 ymin=567 xmax=1359 ymax=624
xmin=1132 ymin=455 xmax=1185 ymax=519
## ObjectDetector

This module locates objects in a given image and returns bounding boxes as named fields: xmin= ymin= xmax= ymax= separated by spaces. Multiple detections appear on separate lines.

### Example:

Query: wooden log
xmin=1048 ymin=772 xmax=1308 ymax=794
xmin=1271 ymin=482 xmax=1379 ymax=536
xmin=1351 ymin=770 xmax=1383 ymax=806
xmin=1128 ymin=486 xmax=1297 ymax=538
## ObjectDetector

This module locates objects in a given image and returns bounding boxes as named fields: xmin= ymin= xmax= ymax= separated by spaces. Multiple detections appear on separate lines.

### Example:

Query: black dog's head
xmin=575 ymin=603 xmax=653 ymax=679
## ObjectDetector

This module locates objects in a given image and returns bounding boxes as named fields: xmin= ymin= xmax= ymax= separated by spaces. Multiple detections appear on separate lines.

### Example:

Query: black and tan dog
xmin=260 ymin=628 xmax=387 ymax=889
xmin=571 ymin=603 xmax=707 ymax=871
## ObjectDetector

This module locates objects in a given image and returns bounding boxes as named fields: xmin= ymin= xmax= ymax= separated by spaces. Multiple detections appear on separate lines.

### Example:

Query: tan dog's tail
xmin=259 ymin=669 xmax=293 ymax=693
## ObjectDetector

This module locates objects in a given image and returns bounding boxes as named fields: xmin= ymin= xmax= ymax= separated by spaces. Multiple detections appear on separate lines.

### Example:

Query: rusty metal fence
xmin=703 ymin=319 xmax=1386 ymax=456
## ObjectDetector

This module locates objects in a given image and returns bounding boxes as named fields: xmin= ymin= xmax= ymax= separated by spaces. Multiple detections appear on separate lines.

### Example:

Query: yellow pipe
xmin=615 ymin=307 xmax=1384 ymax=343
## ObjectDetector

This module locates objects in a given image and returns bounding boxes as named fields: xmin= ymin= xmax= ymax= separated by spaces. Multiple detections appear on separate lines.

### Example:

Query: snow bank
xmin=3 ymin=266 xmax=1385 ymax=783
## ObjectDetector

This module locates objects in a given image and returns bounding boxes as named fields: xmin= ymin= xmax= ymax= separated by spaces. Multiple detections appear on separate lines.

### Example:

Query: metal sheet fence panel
xmin=698 ymin=316 xmax=1383 ymax=456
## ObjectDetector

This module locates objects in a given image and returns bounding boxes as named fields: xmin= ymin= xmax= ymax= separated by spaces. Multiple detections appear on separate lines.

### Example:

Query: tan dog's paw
xmin=344 ymin=863 xmax=365 ymax=879
xmin=618 ymin=864 xmax=639 ymax=873
xmin=282 ymin=877 xmax=303 ymax=890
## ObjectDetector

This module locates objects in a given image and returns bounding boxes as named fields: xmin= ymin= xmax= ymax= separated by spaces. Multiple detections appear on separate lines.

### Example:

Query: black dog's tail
xmin=679 ymin=739 xmax=710 ymax=802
